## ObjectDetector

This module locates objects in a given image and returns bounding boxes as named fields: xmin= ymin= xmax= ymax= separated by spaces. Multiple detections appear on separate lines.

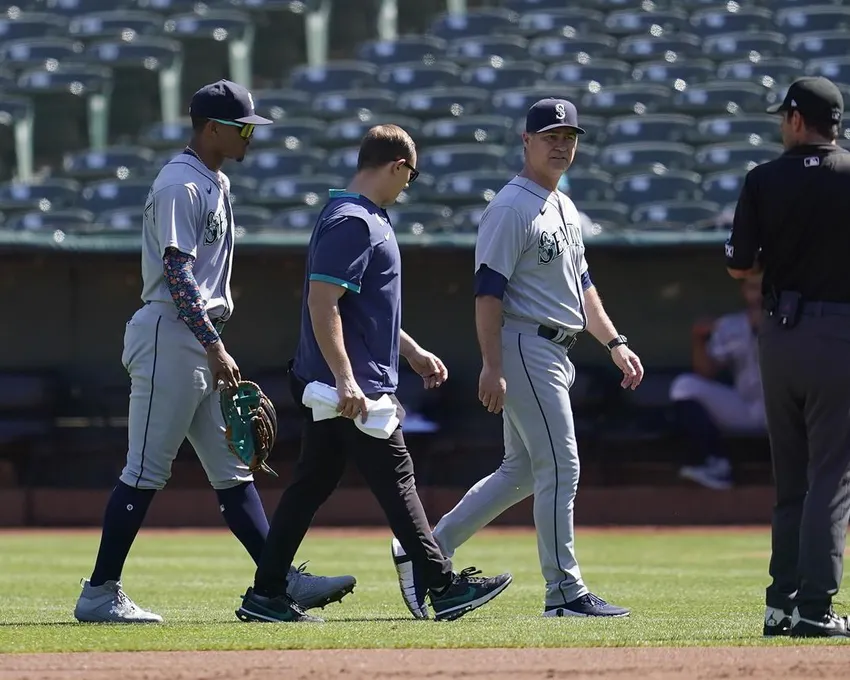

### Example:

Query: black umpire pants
xmin=759 ymin=310 xmax=850 ymax=617
xmin=252 ymin=371 xmax=453 ymax=597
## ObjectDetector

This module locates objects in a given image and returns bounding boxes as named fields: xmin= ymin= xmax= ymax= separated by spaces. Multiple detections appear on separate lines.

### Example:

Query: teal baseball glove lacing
xmin=220 ymin=380 xmax=279 ymax=478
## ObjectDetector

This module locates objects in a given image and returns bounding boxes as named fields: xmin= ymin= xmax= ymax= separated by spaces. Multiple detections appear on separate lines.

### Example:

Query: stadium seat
xmin=529 ymin=34 xmax=619 ymax=63
xmin=62 ymin=145 xmax=156 ymax=181
xmin=630 ymin=59 xmax=716 ymax=88
xmin=138 ymin=118 xmax=192 ymax=149
xmin=79 ymin=178 xmax=151 ymax=213
xmin=288 ymin=61 xmax=378 ymax=94
xmin=775 ymin=6 xmax=850 ymax=33
xmin=578 ymin=200 xmax=629 ymax=228
xmin=312 ymin=89 xmax=398 ymax=118
xmin=43 ymin=0 xmax=135 ymax=14
xmin=0 ymin=12 xmax=69 ymax=40
xmin=322 ymin=115 xmax=423 ymax=149
xmin=694 ymin=141 xmax=783 ymax=173
xmin=252 ymin=88 xmax=312 ymax=120
xmin=0 ymin=94 xmax=34 ymax=181
xmin=451 ymin=204 xmax=488 ymax=233
xmin=598 ymin=141 xmax=695 ymax=174
xmin=788 ymin=31 xmax=850 ymax=60
xmin=238 ymin=149 xmax=328 ymax=181
xmin=670 ymin=81 xmax=770 ymax=115
xmin=701 ymin=170 xmax=745 ymax=206
xmin=226 ymin=175 xmax=258 ymax=207
xmin=692 ymin=114 xmax=780 ymax=144
xmin=5 ymin=208 xmax=95 ymax=232
xmin=255 ymin=175 xmax=346 ymax=208
xmin=517 ymin=8 xmax=607 ymax=37
xmin=427 ymin=9 xmax=522 ymax=41
xmin=0 ymin=178 xmax=81 ymax=212
xmin=604 ymin=8 xmax=689 ymax=36
xmin=68 ymin=10 xmax=164 ymax=41
xmin=248 ymin=117 xmax=327 ymax=149
xmin=135 ymin=0 xmax=205 ymax=12
xmin=581 ymin=83 xmax=672 ymax=116
xmin=461 ymin=61 xmax=544 ymax=91
xmin=396 ymin=87 xmax=490 ymax=119
xmin=420 ymin=115 xmax=515 ymax=146
xmin=493 ymin=85 xmax=581 ymax=119
xmin=631 ymin=200 xmax=721 ymax=230
xmin=446 ymin=35 xmax=529 ymax=66
xmin=560 ymin=168 xmax=614 ymax=203
xmin=356 ymin=36 xmax=447 ymax=66
xmin=716 ymin=57 xmax=805 ymax=88
xmin=617 ymin=34 xmax=703 ymax=62
xmin=545 ymin=59 xmax=631 ymax=88
xmin=701 ymin=31 xmax=787 ymax=61
xmin=613 ymin=170 xmax=703 ymax=208
xmin=386 ymin=203 xmax=454 ymax=235
xmin=0 ymin=37 xmax=87 ymax=69
xmin=91 ymin=206 xmax=139 ymax=232
xmin=377 ymin=62 xmax=462 ymax=93
xmin=688 ymin=6 xmax=774 ymax=36
xmin=605 ymin=113 xmax=696 ymax=145
xmin=418 ymin=144 xmax=507 ymax=177
xmin=268 ymin=206 xmax=321 ymax=232
xmin=232 ymin=205 xmax=273 ymax=233
xmin=432 ymin=170 xmax=511 ymax=205
xmin=326 ymin=146 xmax=361 ymax=174
xmin=805 ymin=57 xmax=850 ymax=88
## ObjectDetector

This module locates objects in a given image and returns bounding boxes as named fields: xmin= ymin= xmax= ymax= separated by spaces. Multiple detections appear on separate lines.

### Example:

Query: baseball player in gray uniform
xmin=74 ymin=80 xmax=354 ymax=624
xmin=425 ymin=99 xmax=644 ymax=617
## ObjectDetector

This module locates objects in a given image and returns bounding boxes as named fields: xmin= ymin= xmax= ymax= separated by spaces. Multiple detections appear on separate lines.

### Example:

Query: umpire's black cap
xmin=189 ymin=79 xmax=273 ymax=125
xmin=526 ymin=98 xmax=586 ymax=135
xmin=766 ymin=76 xmax=844 ymax=125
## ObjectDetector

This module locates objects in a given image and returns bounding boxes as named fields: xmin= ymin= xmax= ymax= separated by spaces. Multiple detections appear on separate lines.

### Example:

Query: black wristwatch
xmin=606 ymin=335 xmax=628 ymax=351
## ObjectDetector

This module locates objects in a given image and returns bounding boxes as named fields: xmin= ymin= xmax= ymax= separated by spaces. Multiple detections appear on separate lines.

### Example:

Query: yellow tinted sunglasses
xmin=210 ymin=118 xmax=255 ymax=139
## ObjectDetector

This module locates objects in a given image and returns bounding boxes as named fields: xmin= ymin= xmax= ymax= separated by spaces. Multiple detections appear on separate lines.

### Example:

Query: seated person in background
xmin=669 ymin=274 xmax=766 ymax=490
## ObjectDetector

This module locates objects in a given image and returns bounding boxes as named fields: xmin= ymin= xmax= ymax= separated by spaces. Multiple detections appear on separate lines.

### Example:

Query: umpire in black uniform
xmin=726 ymin=76 xmax=850 ymax=639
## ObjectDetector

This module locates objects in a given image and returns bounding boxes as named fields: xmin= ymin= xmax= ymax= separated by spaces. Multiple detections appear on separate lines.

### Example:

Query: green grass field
xmin=0 ymin=526 xmax=841 ymax=653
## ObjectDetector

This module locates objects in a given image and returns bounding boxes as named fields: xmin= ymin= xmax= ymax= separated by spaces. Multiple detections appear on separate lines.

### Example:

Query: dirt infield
xmin=3 ymin=647 xmax=849 ymax=680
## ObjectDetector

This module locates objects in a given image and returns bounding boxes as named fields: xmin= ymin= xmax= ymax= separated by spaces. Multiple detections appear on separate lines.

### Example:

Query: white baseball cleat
xmin=391 ymin=537 xmax=429 ymax=619
xmin=73 ymin=579 xmax=163 ymax=623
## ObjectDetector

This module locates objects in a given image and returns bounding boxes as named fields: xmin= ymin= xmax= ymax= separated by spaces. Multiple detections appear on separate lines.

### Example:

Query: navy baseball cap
xmin=766 ymin=76 xmax=844 ymax=124
xmin=188 ymin=79 xmax=273 ymax=125
xmin=526 ymin=98 xmax=585 ymax=135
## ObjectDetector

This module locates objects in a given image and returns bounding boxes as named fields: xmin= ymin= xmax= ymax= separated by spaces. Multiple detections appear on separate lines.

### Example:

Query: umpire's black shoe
xmin=790 ymin=607 xmax=850 ymax=638
xmin=429 ymin=567 xmax=512 ymax=621
xmin=763 ymin=606 xmax=792 ymax=637
xmin=236 ymin=587 xmax=323 ymax=623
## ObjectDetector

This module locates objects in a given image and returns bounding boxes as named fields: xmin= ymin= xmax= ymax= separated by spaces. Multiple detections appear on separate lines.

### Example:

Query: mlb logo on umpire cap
xmin=526 ymin=98 xmax=586 ymax=135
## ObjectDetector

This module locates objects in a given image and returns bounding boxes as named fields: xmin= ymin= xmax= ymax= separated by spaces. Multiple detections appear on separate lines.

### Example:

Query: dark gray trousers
xmin=759 ymin=312 xmax=850 ymax=616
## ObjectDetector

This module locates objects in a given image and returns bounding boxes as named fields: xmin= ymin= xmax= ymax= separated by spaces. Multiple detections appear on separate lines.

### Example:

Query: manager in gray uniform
xmin=727 ymin=76 xmax=850 ymax=639
xmin=430 ymin=98 xmax=644 ymax=617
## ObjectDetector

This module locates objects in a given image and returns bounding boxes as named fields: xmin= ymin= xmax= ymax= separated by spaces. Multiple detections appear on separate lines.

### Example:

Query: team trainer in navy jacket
xmin=236 ymin=124 xmax=513 ymax=623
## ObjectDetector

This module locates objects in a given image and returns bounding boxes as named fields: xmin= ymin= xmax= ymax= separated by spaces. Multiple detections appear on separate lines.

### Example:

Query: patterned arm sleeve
xmin=163 ymin=246 xmax=220 ymax=349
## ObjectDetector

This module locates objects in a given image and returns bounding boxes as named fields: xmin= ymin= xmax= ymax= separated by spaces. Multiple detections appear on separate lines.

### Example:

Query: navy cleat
xmin=236 ymin=587 xmax=324 ymax=623
xmin=543 ymin=592 xmax=630 ymax=618
xmin=763 ymin=606 xmax=792 ymax=637
xmin=429 ymin=567 xmax=512 ymax=622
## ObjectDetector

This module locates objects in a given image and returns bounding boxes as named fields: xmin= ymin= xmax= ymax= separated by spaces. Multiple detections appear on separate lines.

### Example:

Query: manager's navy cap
xmin=188 ymin=79 xmax=273 ymax=125
xmin=525 ymin=98 xmax=585 ymax=135
xmin=766 ymin=76 xmax=844 ymax=124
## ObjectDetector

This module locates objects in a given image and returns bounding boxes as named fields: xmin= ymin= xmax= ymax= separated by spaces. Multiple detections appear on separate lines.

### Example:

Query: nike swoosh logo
xmin=207 ymin=185 xmax=213 ymax=194
xmin=385 ymin=231 xmax=391 ymax=240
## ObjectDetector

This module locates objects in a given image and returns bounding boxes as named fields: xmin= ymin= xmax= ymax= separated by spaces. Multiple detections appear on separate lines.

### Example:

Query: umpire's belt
xmin=502 ymin=317 xmax=577 ymax=349
xmin=800 ymin=301 xmax=850 ymax=317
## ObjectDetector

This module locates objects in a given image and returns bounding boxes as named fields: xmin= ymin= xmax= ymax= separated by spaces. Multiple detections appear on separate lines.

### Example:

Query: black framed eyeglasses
xmin=401 ymin=159 xmax=419 ymax=184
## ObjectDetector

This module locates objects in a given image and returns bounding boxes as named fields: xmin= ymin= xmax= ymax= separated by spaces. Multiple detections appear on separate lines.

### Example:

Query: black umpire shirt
xmin=726 ymin=143 xmax=850 ymax=303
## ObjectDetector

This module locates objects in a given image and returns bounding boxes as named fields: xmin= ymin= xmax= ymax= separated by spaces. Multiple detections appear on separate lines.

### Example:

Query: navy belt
xmin=213 ymin=317 xmax=227 ymax=334
xmin=800 ymin=301 xmax=850 ymax=317
xmin=537 ymin=324 xmax=578 ymax=349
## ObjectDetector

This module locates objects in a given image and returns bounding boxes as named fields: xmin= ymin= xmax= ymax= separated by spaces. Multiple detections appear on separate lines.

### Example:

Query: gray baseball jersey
xmin=475 ymin=176 xmax=588 ymax=333
xmin=141 ymin=152 xmax=235 ymax=321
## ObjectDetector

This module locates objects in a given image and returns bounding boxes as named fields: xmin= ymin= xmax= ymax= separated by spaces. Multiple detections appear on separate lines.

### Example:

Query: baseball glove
xmin=220 ymin=380 xmax=279 ymax=477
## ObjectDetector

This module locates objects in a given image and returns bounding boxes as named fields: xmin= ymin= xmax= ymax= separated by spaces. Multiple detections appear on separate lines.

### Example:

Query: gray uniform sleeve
xmin=475 ymin=205 xmax=528 ymax=280
xmin=153 ymin=183 xmax=202 ymax=258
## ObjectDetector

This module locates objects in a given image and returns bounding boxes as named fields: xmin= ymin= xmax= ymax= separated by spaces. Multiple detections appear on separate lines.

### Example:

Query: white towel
xmin=302 ymin=381 xmax=400 ymax=439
